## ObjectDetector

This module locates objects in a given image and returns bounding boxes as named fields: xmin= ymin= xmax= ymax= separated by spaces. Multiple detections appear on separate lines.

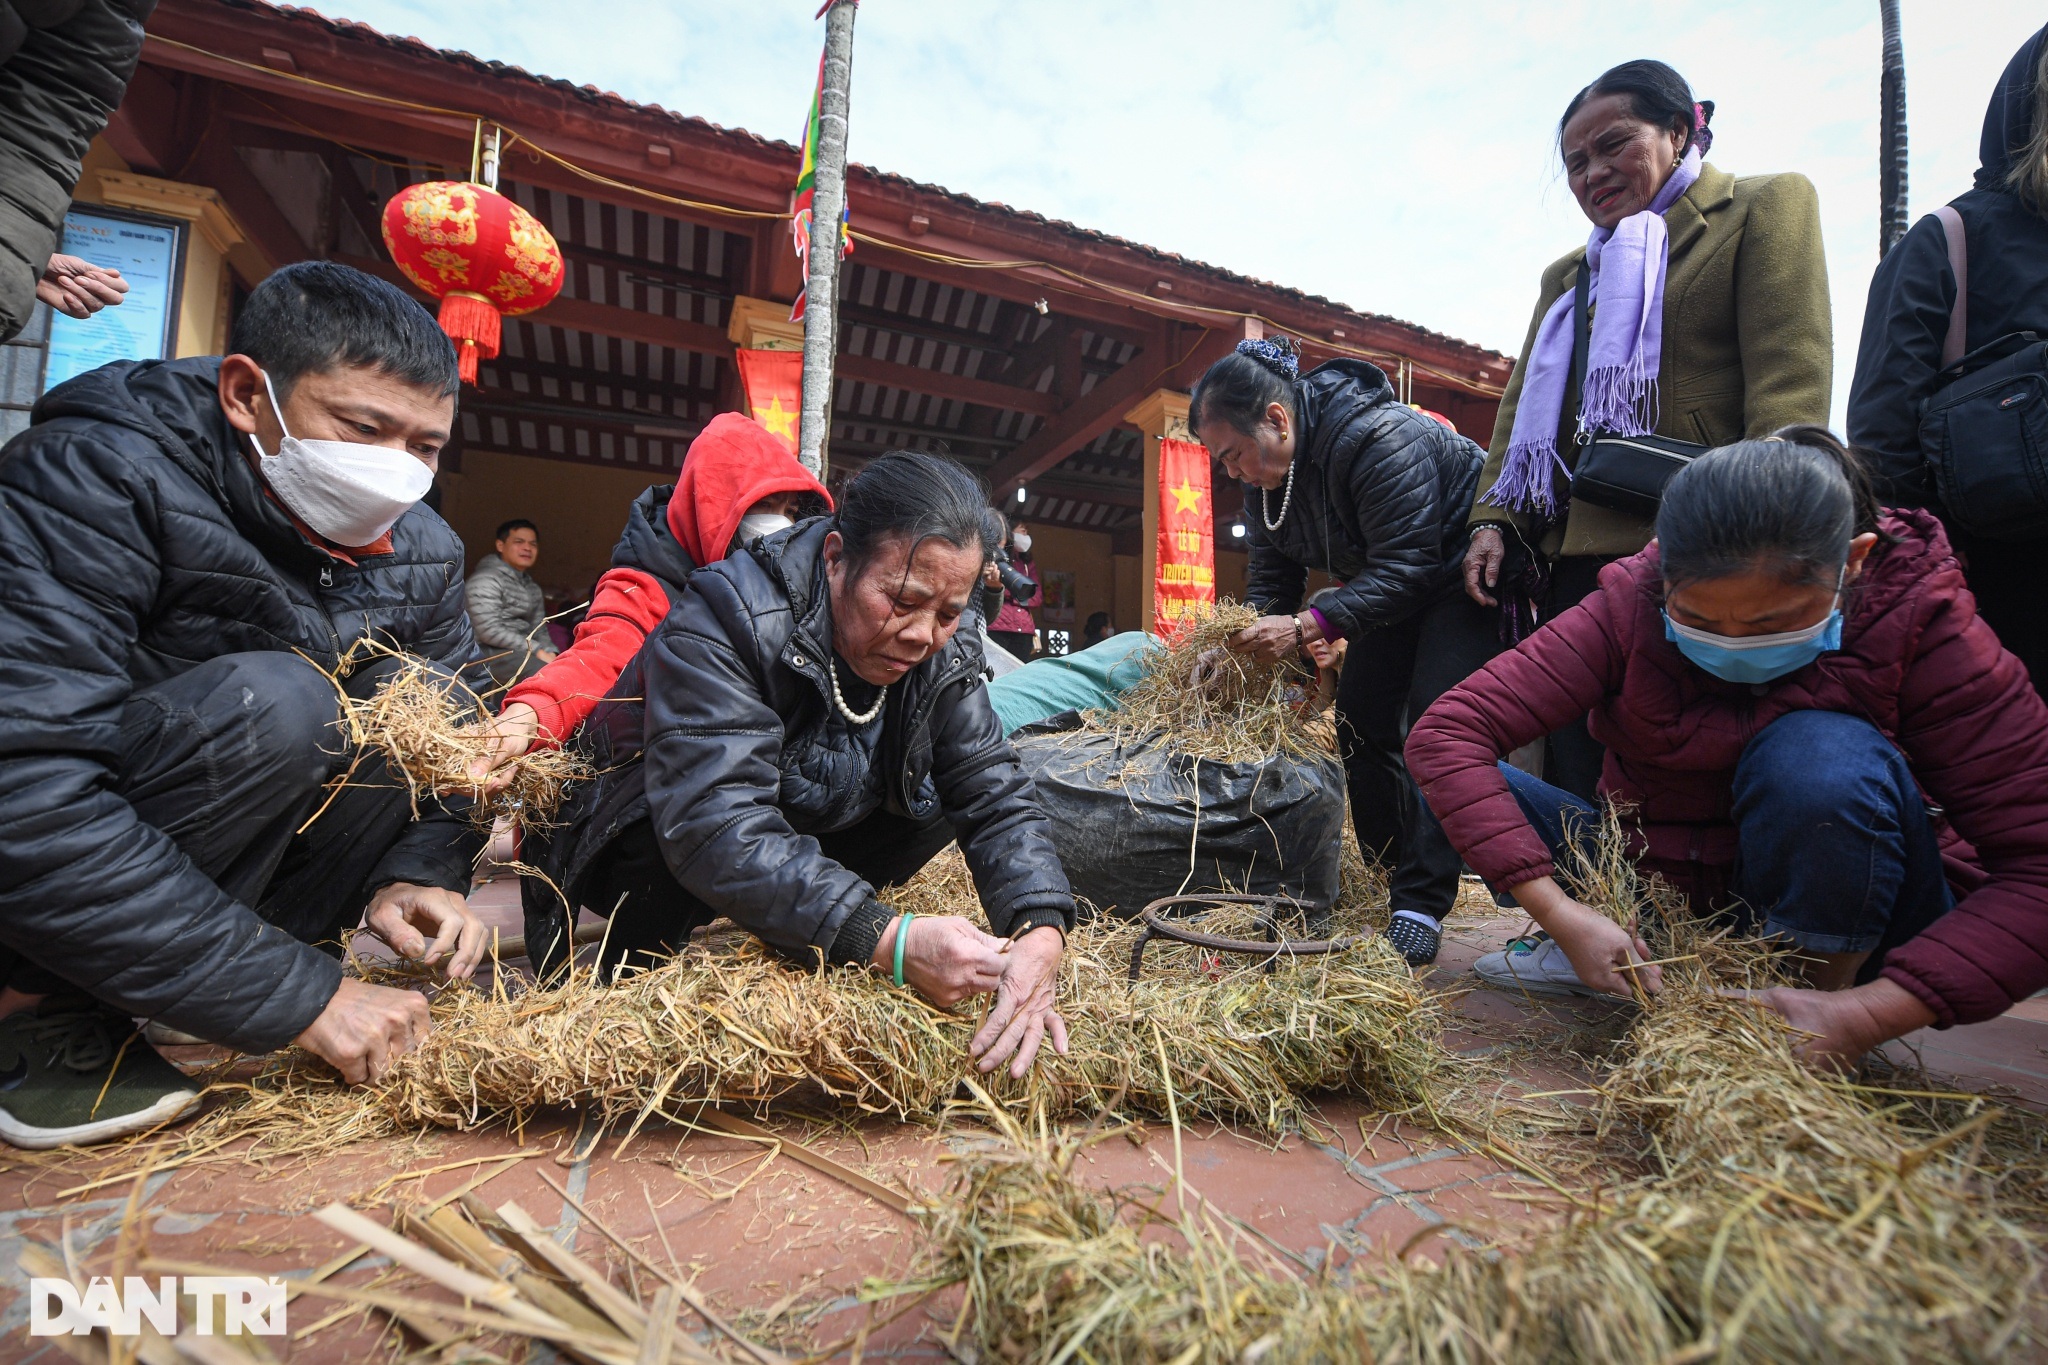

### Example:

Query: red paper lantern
xmin=381 ymin=181 xmax=564 ymax=383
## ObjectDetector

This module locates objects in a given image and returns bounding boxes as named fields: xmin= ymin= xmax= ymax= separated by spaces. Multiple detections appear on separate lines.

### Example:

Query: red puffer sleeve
xmin=503 ymin=567 xmax=669 ymax=746
xmin=1406 ymin=587 xmax=1629 ymax=890
xmin=1881 ymin=594 xmax=2048 ymax=1027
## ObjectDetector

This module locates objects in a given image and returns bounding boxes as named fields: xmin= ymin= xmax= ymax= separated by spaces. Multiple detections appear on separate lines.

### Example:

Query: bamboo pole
xmin=798 ymin=0 xmax=858 ymax=477
xmin=1878 ymin=0 xmax=1909 ymax=258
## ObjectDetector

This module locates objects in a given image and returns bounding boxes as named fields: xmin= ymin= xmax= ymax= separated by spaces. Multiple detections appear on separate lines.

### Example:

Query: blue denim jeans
xmin=1496 ymin=710 xmax=1952 ymax=968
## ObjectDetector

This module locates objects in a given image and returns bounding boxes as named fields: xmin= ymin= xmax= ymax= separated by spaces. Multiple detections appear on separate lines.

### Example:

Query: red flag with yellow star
xmin=734 ymin=348 xmax=803 ymax=455
xmin=1154 ymin=437 xmax=1216 ymax=637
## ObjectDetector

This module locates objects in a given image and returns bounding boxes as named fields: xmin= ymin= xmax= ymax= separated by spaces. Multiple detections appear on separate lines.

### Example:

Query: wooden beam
xmin=834 ymin=350 xmax=1059 ymax=417
xmin=539 ymin=295 xmax=733 ymax=357
xmin=466 ymin=392 xmax=696 ymax=435
xmin=387 ymin=258 xmax=1054 ymax=419
xmin=101 ymin=64 xmax=189 ymax=173
xmin=326 ymin=147 xmax=385 ymax=258
xmin=841 ymin=235 xmax=1154 ymax=347
xmin=1054 ymin=322 xmax=1086 ymax=406
xmin=1028 ymin=477 xmax=1140 ymax=509
xmin=340 ymin=249 xmax=1050 ymax=421
xmin=332 ymin=254 xmax=734 ymax=357
xmin=184 ymin=123 xmax=309 ymax=274
xmin=1162 ymin=324 xmax=1249 ymax=394
xmin=993 ymin=314 xmax=1061 ymax=383
xmin=475 ymin=355 xmax=720 ymax=402
xmin=983 ymin=326 xmax=1170 ymax=497
xmin=838 ymin=299 xmax=1013 ymax=354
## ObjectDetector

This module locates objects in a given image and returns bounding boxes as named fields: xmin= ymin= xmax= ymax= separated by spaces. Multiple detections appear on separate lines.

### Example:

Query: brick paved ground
xmin=2 ymin=860 xmax=2041 ymax=1362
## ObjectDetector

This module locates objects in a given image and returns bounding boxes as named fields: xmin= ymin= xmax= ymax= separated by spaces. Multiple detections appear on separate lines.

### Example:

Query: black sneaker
xmin=1384 ymin=912 xmax=1442 ymax=967
xmin=0 ymin=999 xmax=200 ymax=1149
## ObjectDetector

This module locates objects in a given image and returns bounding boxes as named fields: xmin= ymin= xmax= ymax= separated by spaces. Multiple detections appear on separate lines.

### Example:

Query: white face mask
xmin=733 ymin=511 xmax=794 ymax=550
xmin=248 ymin=369 xmax=435 ymax=547
xmin=1011 ymin=531 xmax=1032 ymax=554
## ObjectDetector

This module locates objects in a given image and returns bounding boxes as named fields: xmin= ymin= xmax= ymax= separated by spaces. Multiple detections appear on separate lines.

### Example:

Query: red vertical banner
xmin=1154 ymin=436 xmax=1216 ymax=638
xmin=733 ymin=349 xmax=804 ymax=455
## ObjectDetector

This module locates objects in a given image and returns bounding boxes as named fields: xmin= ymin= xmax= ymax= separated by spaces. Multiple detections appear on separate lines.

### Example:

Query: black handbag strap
xmin=1572 ymin=262 xmax=1591 ymax=431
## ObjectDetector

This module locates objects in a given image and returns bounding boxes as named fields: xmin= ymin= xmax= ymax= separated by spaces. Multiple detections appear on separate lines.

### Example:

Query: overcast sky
xmin=322 ymin=1 xmax=2043 ymax=428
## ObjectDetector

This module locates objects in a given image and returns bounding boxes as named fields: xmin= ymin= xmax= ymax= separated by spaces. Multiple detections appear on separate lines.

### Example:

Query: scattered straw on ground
xmin=887 ymin=825 xmax=2044 ymax=1364
xmin=1089 ymin=600 xmax=1333 ymax=764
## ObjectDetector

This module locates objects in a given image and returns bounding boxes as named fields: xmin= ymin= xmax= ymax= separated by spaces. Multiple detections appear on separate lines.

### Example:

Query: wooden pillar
xmin=94 ymin=172 xmax=248 ymax=359
xmin=725 ymin=294 xmax=805 ymax=423
xmin=727 ymin=295 xmax=805 ymax=353
xmin=1124 ymin=388 xmax=1193 ymax=635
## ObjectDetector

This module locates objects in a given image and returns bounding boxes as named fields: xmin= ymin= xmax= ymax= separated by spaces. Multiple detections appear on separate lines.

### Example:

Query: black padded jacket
xmin=1241 ymin=359 xmax=1485 ymax=639
xmin=1848 ymin=23 xmax=2048 ymax=509
xmin=0 ymin=357 xmax=481 ymax=1050
xmin=526 ymin=519 xmax=1073 ymax=969
xmin=0 ymin=0 xmax=154 ymax=340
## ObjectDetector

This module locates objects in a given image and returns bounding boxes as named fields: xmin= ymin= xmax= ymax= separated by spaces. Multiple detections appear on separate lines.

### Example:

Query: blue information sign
xmin=43 ymin=207 xmax=183 ymax=391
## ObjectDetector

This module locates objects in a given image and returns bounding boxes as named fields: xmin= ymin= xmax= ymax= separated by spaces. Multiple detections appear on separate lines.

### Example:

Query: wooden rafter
xmin=476 ymin=355 xmax=720 ymax=402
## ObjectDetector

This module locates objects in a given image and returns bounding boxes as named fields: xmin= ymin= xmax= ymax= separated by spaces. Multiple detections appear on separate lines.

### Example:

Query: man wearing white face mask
xmin=0 ymin=261 xmax=488 ymax=1148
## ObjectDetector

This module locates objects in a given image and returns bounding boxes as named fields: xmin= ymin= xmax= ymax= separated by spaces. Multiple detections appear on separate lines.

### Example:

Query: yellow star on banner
xmin=753 ymin=394 xmax=797 ymax=440
xmin=1168 ymin=479 xmax=1203 ymax=516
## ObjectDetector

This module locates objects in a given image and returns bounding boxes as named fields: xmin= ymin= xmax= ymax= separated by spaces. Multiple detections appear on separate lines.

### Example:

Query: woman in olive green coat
xmin=1462 ymin=59 xmax=1831 ymax=797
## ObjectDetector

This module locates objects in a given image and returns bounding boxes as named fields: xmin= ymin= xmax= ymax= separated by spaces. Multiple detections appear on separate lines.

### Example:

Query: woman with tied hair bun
xmin=1463 ymin=59 xmax=1833 ymax=803
xmin=1409 ymin=430 xmax=2048 ymax=1069
xmin=1189 ymin=335 xmax=1500 ymax=968
xmin=518 ymin=450 xmax=1076 ymax=1079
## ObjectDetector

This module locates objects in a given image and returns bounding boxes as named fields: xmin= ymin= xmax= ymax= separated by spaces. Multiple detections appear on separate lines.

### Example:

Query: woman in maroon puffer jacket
xmin=1406 ymin=429 xmax=2048 ymax=1067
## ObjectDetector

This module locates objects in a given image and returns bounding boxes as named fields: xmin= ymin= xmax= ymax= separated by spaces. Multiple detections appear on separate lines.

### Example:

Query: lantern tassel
xmin=436 ymin=291 xmax=502 ymax=385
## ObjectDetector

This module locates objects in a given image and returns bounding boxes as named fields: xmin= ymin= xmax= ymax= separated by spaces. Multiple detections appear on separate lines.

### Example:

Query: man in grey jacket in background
xmin=466 ymin=518 xmax=555 ymax=687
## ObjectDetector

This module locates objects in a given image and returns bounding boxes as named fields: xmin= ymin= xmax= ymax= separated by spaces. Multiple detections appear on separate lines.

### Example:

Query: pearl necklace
xmin=1259 ymin=459 xmax=1297 ymax=532
xmin=828 ymin=658 xmax=888 ymax=725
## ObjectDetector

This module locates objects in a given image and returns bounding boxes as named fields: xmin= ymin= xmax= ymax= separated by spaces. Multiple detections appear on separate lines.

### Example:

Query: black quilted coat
xmin=1242 ymin=359 xmax=1485 ymax=638
xmin=0 ymin=357 xmax=479 ymax=1049
xmin=524 ymin=519 xmax=1073 ymax=969
xmin=1 ymin=0 xmax=154 ymax=340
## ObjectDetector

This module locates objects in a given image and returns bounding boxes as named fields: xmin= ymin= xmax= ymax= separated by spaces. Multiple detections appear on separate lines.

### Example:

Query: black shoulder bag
xmin=1917 ymin=204 xmax=2048 ymax=541
xmin=1565 ymin=265 xmax=1711 ymax=519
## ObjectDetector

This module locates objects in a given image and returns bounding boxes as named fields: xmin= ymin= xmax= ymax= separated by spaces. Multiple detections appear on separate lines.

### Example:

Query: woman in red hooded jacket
xmin=1406 ymin=428 xmax=2048 ymax=1068
xmin=477 ymin=412 xmax=830 ymax=777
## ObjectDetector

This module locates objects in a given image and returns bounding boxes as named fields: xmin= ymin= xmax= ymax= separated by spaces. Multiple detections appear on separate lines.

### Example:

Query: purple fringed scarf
xmin=1485 ymin=147 xmax=1703 ymax=518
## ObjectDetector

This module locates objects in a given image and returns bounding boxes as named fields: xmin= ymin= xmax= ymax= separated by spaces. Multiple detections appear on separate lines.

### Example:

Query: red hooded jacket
xmin=505 ymin=413 xmax=829 ymax=742
xmin=1406 ymin=509 xmax=2048 ymax=1028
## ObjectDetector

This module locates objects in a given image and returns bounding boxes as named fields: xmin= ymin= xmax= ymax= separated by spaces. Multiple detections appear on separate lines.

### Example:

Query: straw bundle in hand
xmin=328 ymin=640 xmax=591 ymax=829
xmin=1093 ymin=600 xmax=1332 ymax=764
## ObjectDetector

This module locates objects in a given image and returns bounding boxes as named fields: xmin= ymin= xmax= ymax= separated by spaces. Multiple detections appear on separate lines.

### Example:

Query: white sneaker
xmin=142 ymin=1020 xmax=210 ymax=1047
xmin=1471 ymin=932 xmax=1596 ymax=997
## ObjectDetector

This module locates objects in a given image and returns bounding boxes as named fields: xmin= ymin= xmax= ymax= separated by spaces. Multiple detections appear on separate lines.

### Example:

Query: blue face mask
xmin=1662 ymin=572 xmax=1845 ymax=685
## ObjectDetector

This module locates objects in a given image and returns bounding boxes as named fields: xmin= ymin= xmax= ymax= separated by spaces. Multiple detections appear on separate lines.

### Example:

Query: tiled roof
xmin=201 ymin=0 xmax=1505 ymax=363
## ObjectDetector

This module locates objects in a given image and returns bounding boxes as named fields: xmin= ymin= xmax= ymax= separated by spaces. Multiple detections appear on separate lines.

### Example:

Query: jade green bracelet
xmin=892 ymin=911 xmax=917 ymax=988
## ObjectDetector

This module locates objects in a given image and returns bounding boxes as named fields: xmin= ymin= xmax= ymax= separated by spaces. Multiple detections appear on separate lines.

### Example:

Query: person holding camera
xmin=987 ymin=519 xmax=1042 ymax=661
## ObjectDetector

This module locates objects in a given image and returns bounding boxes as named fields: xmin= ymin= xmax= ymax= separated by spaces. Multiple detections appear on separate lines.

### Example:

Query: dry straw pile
xmin=898 ymin=831 xmax=2044 ymax=1364
xmin=325 ymin=639 xmax=590 ymax=830
xmin=140 ymin=849 xmax=1441 ymax=1163
xmin=1092 ymin=600 xmax=1333 ymax=764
